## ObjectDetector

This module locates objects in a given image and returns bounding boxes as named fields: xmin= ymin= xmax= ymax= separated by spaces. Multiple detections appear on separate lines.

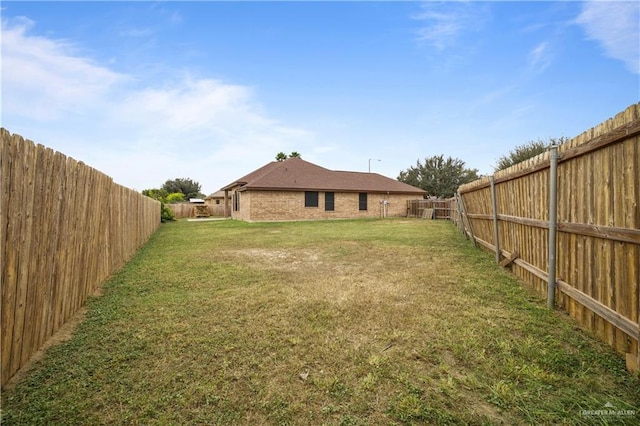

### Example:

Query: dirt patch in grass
xmin=228 ymin=248 xmax=323 ymax=270
xmin=2 ymin=219 xmax=638 ymax=425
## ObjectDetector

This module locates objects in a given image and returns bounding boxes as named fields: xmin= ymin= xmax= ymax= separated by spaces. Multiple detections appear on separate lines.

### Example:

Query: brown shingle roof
xmin=221 ymin=157 xmax=426 ymax=195
xmin=205 ymin=190 xmax=228 ymax=199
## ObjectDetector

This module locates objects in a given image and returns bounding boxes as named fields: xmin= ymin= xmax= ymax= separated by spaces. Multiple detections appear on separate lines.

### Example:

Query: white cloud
xmin=2 ymin=17 xmax=126 ymax=121
xmin=1 ymin=17 xmax=313 ymax=193
xmin=528 ymin=41 xmax=552 ymax=73
xmin=576 ymin=1 xmax=640 ymax=74
xmin=412 ymin=1 xmax=489 ymax=51
xmin=414 ymin=11 xmax=463 ymax=51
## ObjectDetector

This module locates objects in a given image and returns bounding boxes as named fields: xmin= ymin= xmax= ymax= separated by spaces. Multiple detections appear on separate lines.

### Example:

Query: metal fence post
xmin=490 ymin=176 xmax=500 ymax=264
xmin=547 ymin=145 xmax=559 ymax=309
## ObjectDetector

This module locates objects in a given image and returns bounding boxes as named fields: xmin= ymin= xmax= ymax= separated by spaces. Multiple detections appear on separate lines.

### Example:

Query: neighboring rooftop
xmin=205 ymin=190 xmax=228 ymax=199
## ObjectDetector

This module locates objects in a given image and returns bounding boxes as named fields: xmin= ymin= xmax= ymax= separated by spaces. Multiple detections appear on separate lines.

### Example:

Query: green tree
xmin=142 ymin=188 xmax=168 ymax=201
xmin=398 ymin=155 xmax=479 ymax=198
xmin=141 ymin=188 xmax=175 ymax=222
xmin=275 ymin=152 xmax=302 ymax=161
xmin=494 ymin=137 xmax=568 ymax=172
xmin=161 ymin=178 xmax=204 ymax=200
xmin=165 ymin=192 xmax=186 ymax=204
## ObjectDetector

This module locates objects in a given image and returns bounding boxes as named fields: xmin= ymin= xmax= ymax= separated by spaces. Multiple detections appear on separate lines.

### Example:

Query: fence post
xmin=457 ymin=190 xmax=477 ymax=248
xmin=490 ymin=176 xmax=500 ymax=264
xmin=455 ymin=194 xmax=464 ymax=234
xmin=547 ymin=145 xmax=559 ymax=309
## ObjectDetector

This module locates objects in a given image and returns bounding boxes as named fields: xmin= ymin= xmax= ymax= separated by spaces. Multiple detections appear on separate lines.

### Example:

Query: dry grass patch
xmin=2 ymin=219 xmax=638 ymax=425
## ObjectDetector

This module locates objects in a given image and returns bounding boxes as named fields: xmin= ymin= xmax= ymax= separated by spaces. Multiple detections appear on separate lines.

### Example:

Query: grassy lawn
xmin=2 ymin=219 xmax=638 ymax=425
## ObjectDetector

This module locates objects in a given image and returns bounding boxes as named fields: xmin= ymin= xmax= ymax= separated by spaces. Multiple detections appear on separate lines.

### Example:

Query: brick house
xmin=220 ymin=157 xmax=426 ymax=221
xmin=203 ymin=190 xmax=230 ymax=217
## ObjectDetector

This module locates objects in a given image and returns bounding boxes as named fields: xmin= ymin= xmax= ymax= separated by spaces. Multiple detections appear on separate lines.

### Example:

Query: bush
xmin=142 ymin=188 xmax=168 ymax=201
xmin=160 ymin=202 xmax=175 ymax=222
xmin=166 ymin=192 xmax=185 ymax=204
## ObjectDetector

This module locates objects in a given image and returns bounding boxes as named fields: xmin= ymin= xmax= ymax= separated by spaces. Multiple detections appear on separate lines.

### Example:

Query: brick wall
xmin=232 ymin=189 xmax=251 ymax=221
xmin=230 ymin=189 xmax=421 ymax=221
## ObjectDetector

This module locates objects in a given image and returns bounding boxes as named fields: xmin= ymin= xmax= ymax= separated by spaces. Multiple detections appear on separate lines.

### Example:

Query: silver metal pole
xmin=547 ymin=145 xmax=559 ymax=309
xmin=490 ymin=176 xmax=500 ymax=264
xmin=368 ymin=158 xmax=380 ymax=173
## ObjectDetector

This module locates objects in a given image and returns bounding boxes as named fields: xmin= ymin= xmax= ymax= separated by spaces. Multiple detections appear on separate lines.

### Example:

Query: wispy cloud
xmin=478 ymin=84 xmax=517 ymax=106
xmin=149 ymin=2 xmax=183 ymax=26
xmin=119 ymin=28 xmax=153 ymax=38
xmin=2 ymin=17 xmax=126 ymax=121
xmin=1 ymin=17 xmax=312 ymax=192
xmin=575 ymin=1 xmax=640 ymax=74
xmin=412 ymin=1 xmax=489 ymax=51
xmin=168 ymin=11 xmax=183 ymax=26
xmin=528 ymin=41 xmax=552 ymax=74
xmin=113 ymin=76 xmax=311 ymax=156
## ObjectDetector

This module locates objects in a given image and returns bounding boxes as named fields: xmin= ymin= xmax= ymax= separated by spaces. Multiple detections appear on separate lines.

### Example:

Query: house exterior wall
xmin=233 ymin=190 xmax=421 ymax=222
xmin=232 ymin=189 xmax=251 ymax=221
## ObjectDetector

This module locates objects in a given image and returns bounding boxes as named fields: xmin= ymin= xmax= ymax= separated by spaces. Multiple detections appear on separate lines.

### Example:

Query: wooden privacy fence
xmin=407 ymin=198 xmax=458 ymax=220
xmin=1 ymin=129 xmax=161 ymax=388
xmin=168 ymin=202 xmax=198 ymax=219
xmin=168 ymin=202 xmax=222 ymax=219
xmin=457 ymin=103 xmax=639 ymax=372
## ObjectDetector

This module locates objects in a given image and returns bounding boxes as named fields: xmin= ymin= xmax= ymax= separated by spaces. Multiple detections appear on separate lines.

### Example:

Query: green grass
xmin=2 ymin=219 xmax=638 ymax=425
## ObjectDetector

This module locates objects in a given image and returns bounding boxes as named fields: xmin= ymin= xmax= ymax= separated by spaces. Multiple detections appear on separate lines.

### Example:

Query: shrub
xmin=160 ymin=202 xmax=175 ymax=222
xmin=166 ymin=192 xmax=185 ymax=204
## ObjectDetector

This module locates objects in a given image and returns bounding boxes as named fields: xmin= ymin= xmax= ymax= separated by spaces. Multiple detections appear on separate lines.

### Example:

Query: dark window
xmin=233 ymin=192 xmax=240 ymax=211
xmin=305 ymin=191 xmax=319 ymax=207
xmin=325 ymin=192 xmax=335 ymax=211
xmin=359 ymin=193 xmax=368 ymax=211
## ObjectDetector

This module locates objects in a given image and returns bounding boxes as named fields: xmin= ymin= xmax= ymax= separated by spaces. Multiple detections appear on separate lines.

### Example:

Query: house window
xmin=233 ymin=192 xmax=240 ymax=211
xmin=359 ymin=193 xmax=368 ymax=211
xmin=305 ymin=191 xmax=319 ymax=207
xmin=325 ymin=192 xmax=335 ymax=211
xmin=215 ymin=200 xmax=220 ymax=205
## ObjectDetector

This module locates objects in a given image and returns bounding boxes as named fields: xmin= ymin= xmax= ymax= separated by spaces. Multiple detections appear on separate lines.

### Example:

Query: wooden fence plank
xmin=467 ymin=213 xmax=639 ymax=244
xmin=53 ymin=157 xmax=74 ymax=333
xmin=20 ymin=144 xmax=47 ymax=366
xmin=457 ymin=103 xmax=640 ymax=372
xmin=42 ymin=150 xmax=65 ymax=343
xmin=1 ymin=132 xmax=20 ymax=384
xmin=1 ymin=129 xmax=160 ymax=387
xmin=12 ymin=136 xmax=36 ymax=373
xmin=556 ymin=280 xmax=638 ymax=340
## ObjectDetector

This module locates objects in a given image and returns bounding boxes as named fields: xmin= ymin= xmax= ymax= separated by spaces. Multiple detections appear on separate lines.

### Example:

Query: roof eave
xmin=241 ymin=186 xmax=426 ymax=194
xmin=220 ymin=181 xmax=247 ymax=191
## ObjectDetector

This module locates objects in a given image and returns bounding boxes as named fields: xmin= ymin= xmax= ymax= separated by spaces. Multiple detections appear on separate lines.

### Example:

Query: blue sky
xmin=2 ymin=1 xmax=639 ymax=195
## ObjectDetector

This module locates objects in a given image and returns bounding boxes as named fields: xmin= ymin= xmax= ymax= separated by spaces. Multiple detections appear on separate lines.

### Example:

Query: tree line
xmin=142 ymin=178 xmax=205 ymax=222
xmin=397 ymin=138 xmax=565 ymax=198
